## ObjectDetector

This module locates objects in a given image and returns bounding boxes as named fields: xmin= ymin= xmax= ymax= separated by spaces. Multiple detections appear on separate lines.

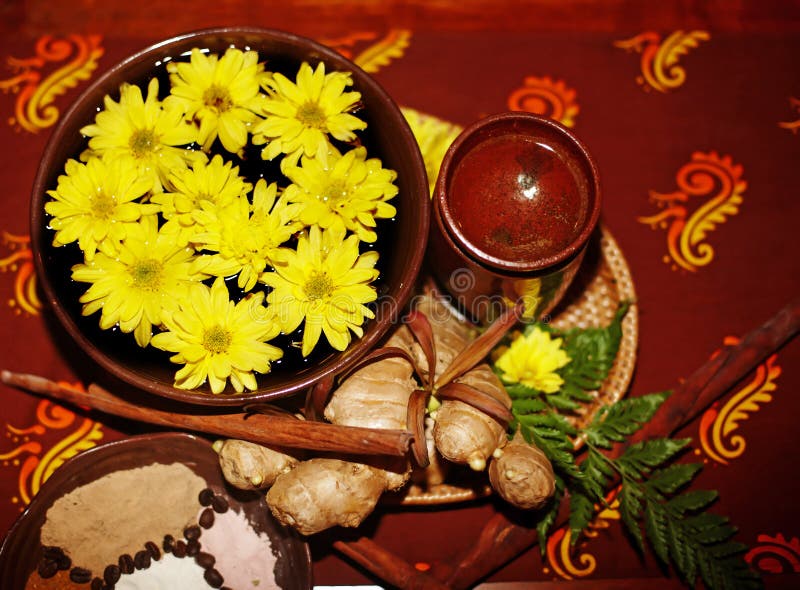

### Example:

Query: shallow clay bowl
xmin=30 ymin=27 xmax=429 ymax=406
xmin=0 ymin=433 xmax=312 ymax=589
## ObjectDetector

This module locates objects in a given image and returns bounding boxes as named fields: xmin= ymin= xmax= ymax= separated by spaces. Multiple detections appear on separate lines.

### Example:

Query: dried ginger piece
xmin=488 ymin=432 xmax=555 ymax=509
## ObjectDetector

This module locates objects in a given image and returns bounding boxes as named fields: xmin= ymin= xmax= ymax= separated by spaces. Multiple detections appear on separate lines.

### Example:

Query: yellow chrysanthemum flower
xmin=283 ymin=146 xmax=397 ymax=243
xmin=401 ymin=107 xmax=462 ymax=196
xmin=252 ymin=61 xmax=366 ymax=165
xmin=165 ymin=47 xmax=268 ymax=154
xmin=71 ymin=216 xmax=209 ymax=347
xmin=80 ymin=78 xmax=200 ymax=193
xmin=151 ymin=154 xmax=252 ymax=246
xmin=151 ymin=277 xmax=283 ymax=394
xmin=495 ymin=326 xmax=571 ymax=393
xmin=260 ymin=225 xmax=379 ymax=357
xmin=45 ymin=157 xmax=157 ymax=260
xmin=193 ymin=179 xmax=303 ymax=292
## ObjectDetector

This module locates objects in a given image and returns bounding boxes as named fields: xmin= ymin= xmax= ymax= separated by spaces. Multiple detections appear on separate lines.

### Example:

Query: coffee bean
xmin=145 ymin=540 xmax=161 ymax=561
xmin=118 ymin=553 xmax=134 ymax=574
xmin=134 ymin=549 xmax=151 ymax=570
xmin=173 ymin=540 xmax=187 ymax=558
xmin=195 ymin=551 xmax=216 ymax=569
xmin=162 ymin=534 xmax=175 ymax=553
xmin=43 ymin=546 xmax=65 ymax=561
xmin=199 ymin=507 xmax=215 ymax=529
xmin=211 ymin=494 xmax=229 ymax=514
xmin=199 ymin=488 xmax=215 ymax=506
xmin=91 ymin=577 xmax=103 ymax=590
xmin=37 ymin=559 xmax=58 ymax=579
xmin=70 ymin=567 xmax=92 ymax=583
xmin=184 ymin=525 xmax=201 ymax=541
xmin=204 ymin=567 xmax=224 ymax=588
xmin=186 ymin=539 xmax=200 ymax=557
xmin=56 ymin=553 xmax=72 ymax=571
xmin=104 ymin=564 xmax=121 ymax=585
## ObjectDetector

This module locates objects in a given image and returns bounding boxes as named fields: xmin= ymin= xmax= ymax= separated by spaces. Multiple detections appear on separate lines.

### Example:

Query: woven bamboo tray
xmin=394 ymin=225 xmax=638 ymax=505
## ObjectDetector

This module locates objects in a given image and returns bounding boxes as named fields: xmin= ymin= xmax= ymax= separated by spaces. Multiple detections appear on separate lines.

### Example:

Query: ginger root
xmin=433 ymin=363 xmax=512 ymax=471
xmin=488 ymin=433 xmax=555 ymax=509
xmin=214 ymin=439 xmax=300 ymax=491
xmin=266 ymin=458 xmax=387 ymax=535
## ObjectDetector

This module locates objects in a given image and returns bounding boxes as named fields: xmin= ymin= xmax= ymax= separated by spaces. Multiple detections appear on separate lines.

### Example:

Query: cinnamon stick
xmin=0 ymin=370 xmax=412 ymax=457
xmin=442 ymin=297 xmax=800 ymax=589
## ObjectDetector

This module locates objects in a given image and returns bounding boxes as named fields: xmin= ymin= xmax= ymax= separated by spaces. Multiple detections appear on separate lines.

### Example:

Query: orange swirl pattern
xmin=638 ymin=151 xmax=747 ymax=272
xmin=0 ymin=34 xmax=103 ymax=133
xmin=0 ymin=232 xmax=41 ymax=316
xmin=779 ymin=97 xmax=800 ymax=134
xmin=0 ymin=391 xmax=104 ymax=509
xmin=320 ymin=29 xmax=411 ymax=74
xmin=746 ymin=534 xmax=800 ymax=574
xmin=545 ymin=489 xmax=620 ymax=580
xmin=614 ymin=30 xmax=709 ymax=93
xmin=507 ymin=76 xmax=579 ymax=127
xmin=699 ymin=336 xmax=781 ymax=465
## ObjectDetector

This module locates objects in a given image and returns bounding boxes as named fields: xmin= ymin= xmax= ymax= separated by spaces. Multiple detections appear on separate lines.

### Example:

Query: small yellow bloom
xmin=193 ymin=179 xmax=303 ymax=291
xmin=71 ymin=216 xmax=208 ymax=347
xmin=252 ymin=61 xmax=366 ymax=165
xmin=401 ymin=107 xmax=462 ymax=196
xmin=151 ymin=154 xmax=252 ymax=246
xmin=80 ymin=78 xmax=200 ymax=192
xmin=45 ymin=157 xmax=157 ymax=260
xmin=283 ymin=146 xmax=397 ymax=243
xmin=151 ymin=277 xmax=283 ymax=394
xmin=260 ymin=225 xmax=379 ymax=357
xmin=166 ymin=47 xmax=268 ymax=154
xmin=495 ymin=326 xmax=571 ymax=393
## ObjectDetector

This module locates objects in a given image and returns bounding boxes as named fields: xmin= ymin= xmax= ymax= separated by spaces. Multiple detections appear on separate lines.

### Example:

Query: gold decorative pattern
xmin=745 ymin=534 xmax=800 ymax=574
xmin=1 ymin=393 xmax=104 ymax=509
xmin=699 ymin=337 xmax=780 ymax=465
xmin=779 ymin=97 xmax=800 ymax=134
xmin=320 ymin=30 xmax=411 ymax=74
xmin=614 ymin=30 xmax=709 ymax=93
xmin=638 ymin=151 xmax=746 ymax=272
xmin=546 ymin=489 xmax=621 ymax=580
xmin=507 ymin=76 xmax=579 ymax=127
xmin=0 ymin=34 xmax=103 ymax=133
xmin=0 ymin=232 xmax=41 ymax=316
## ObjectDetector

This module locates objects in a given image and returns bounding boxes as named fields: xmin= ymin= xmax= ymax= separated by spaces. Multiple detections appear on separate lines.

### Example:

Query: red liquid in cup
xmin=448 ymin=134 xmax=589 ymax=266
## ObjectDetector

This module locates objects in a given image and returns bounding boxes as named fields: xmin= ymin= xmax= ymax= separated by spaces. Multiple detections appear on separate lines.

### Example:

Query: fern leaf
xmin=668 ymin=489 xmax=718 ymax=516
xmin=537 ymin=475 xmax=565 ymax=554
xmin=647 ymin=463 xmax=703 ymax=496
xmin=644 ymin=501 xmax=670 ymax=564
xmin=568 ymin=490 xmax=595 ymax=544
xmin=620 ymin=483 xmax=646 ymax=553
xmin=585 ymin=391 xmax=670 ymax=447
xmin=618 ymin=438 xmax=690 ymax=477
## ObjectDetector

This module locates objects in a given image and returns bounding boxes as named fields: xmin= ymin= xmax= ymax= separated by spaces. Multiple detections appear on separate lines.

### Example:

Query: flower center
xmin=129 ymin=128 xmax=157 ymax=158
xmin=203 ymin=85 xmax=233 ymax=113
xmin=203 ymin=324 xmax=232 ymax=354
xmin=304 ymin=271 xmax=334 ymax=301
xmin=90 ymin=192 xmax=116 ymax=219
xmin=321 ymin=179 xmax=348 ymax=208
xmin=131 ymin=259 xmax=162 ymax=290
xmin=296 ymin=101 xmax=327 ymax=129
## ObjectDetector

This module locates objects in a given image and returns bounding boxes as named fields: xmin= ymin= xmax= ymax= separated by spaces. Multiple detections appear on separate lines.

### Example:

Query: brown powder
xmin=40 ymin=463 xmax=206 ymax=575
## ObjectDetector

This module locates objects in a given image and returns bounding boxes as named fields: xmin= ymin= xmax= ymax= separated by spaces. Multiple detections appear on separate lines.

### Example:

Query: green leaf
xmin=647 ymin=463 xmax=703 ymax=496
xmin=537 ymin=475 xmax=565 ymax=555
xmin=519 ymin=420 xmax=583 ymax=482
xmin=580 ymin=448 xmax=613 ymax=501
xmin=617 ymin=438 xmax=691 ymax=478
xmin=644 ymin=501 xmax=670 ymax=564
xmin=620 ymin=482 xmax=646 ymax=553
xmin=568 ymin=490 xmax=595 ymax=544
xmin=511 ymin=397 xmax=548 ymax=415
xmin=504 ymin=381 xmax=543 ymax=400
xmin=668 ymin=489 xmax=719 ymax=516
xmin=583 ymin=392 xmax=671 ymax=448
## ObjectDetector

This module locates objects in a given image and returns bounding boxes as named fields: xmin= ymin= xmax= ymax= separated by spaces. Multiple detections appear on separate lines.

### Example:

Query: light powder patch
xmin=41 ymin=462 xmax=206 ymax=574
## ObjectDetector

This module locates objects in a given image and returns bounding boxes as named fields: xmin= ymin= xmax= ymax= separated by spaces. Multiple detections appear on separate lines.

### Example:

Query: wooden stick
xmin=441 ymin=297 xmax=800 ymax=589
xmin=0 ymin=370 xmax=413 ymax=457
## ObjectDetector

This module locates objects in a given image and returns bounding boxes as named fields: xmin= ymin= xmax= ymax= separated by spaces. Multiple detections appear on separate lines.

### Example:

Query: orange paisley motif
xmin=614 ymin=30 xmax=709 ymax=93
xmin=319 ymin=30 xmax=411 ymax=74
xmin=507 ymin=76 xmax=579 ymax=127
xmin=0 ymin=232 xmax=41 ymax=316
xmin=746 ymin=534 xmax=800 ymax=574
xmin=0 ymin=34 xmax=103 ymax=133
xmin=699 ymin=336 xmax=780 ymax=465
xmin=546 ymin=489 xmax=620 ymax=580
xmin=778 ymin=97 xmax=800 ymax=134
xmin=0 ymin=390 xmax=104 ymax=509
xmin=638 ymin=151 xmax=746 ymax=272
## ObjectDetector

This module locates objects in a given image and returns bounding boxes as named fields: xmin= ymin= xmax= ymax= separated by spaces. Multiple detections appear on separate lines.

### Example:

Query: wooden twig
xmin=0 ymin=371 xmax=413 ymax=458
xmin=441 ymin=297 xmax=800 ymax=589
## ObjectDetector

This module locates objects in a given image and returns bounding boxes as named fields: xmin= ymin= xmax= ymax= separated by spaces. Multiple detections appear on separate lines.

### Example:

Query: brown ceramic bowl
xmin=0 ymin=432 xmax=312 ymax=589
xmin=30 ymin=27 xmax=429 ymax=406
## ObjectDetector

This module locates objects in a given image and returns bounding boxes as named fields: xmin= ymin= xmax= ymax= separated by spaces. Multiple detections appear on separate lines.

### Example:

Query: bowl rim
xmin=0 ymin=432 xmax=313 ymax=588
xmin=29 ymin=26 xmax=429 ymax=407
